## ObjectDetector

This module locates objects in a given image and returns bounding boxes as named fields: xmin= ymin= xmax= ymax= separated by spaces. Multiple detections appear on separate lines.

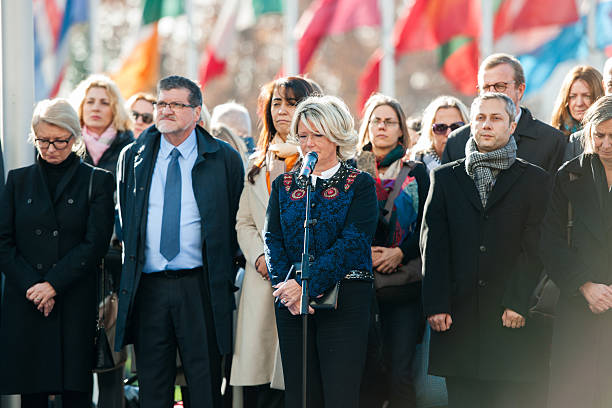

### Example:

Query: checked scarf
xmin=464 ymin=135 xmax=517 ymax=207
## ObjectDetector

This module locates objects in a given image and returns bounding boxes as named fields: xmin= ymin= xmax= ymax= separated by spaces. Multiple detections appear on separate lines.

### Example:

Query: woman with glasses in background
xmin=71 ymin=74 xmax=134 ymax=408
xmin=126 ymin=92 xmax=156 ymax=139
xmin=412 ymin=96 xmax=469 ymax=172
xmin=0 ymin=99 xmax=114 ymax=407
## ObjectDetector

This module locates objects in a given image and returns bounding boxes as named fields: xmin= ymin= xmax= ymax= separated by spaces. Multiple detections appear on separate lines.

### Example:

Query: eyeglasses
xmin=370 ymin=118 xmax=399 ymax=128
xmin=35 ymin=135 xmax=73 ymax=150
xmin=432 ymin=122 xmax=465 ymax=135
xmin=153 ymin=101 xmax=197 ymax=111
xmin=478 ymin=81 xmax=516 ymax=93
xmin=131 ymin=111 xmax=154 ymax=124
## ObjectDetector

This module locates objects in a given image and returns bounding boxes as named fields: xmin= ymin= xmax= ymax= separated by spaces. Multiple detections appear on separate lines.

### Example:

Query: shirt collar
xmin=318 ymin=162 xmax=341 ymax=179
xmin=159 ymin=129 xmax=197 ymax=159
xmin=515 ymin=107 xmax=522 ymax=124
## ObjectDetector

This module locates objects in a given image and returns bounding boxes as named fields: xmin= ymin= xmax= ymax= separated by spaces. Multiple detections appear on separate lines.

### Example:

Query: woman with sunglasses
xmin=71 ymin=75 xmax=134 ymax=408
xmin=0 ymin=99 xmax=115 ymax=407
xmin=412 ymin=96 xmax=469 ymax=172
xmin=355 ymin=93 xmax=430 ymax=407
xmin=126 ymin=92 xmax=156 ymax=138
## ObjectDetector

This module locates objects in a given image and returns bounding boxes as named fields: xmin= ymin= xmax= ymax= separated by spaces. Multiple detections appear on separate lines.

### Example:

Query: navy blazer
xmin=114 ymin=125 xmax=244 ymax=354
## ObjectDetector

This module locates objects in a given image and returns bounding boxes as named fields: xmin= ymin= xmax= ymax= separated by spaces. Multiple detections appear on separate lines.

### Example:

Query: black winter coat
xmin=421 ymin=158 xmax=552 ymax=381
xmin=442 ymin=107 xmax=566 ymax=174
xmin=0 ymin=157 xmax=114 ymax=394
xmin=541 ymin=154 xmax=612 ymax=408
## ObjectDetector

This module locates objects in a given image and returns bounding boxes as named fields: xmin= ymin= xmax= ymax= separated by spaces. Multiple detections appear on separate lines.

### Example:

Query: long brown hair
xmin=247 ymin=76 xmax=321 ymax=184
xmin=551 ymin=65 xmax=604 ymax=136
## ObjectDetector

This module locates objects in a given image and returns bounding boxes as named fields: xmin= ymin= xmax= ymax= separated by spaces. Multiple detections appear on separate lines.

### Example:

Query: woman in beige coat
xmin=231 ymin=76 xmax=321 ymax=406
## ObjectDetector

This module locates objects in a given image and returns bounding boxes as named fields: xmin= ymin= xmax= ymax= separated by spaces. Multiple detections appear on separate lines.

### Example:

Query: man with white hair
xmin=211 ymin=101 xmax=255 ymax=153
xmin=564 ymin=56 xmax=612 ymax=161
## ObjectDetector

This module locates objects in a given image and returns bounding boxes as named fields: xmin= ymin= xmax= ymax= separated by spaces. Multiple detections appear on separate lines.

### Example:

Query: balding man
xmin=564 ymin=57 xmax=612 ymax=161
xmin=442 ymin=53 xmax=566 ymax=173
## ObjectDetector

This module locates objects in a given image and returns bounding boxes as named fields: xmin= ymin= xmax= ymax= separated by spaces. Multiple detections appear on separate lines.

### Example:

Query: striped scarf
xmin=464 ymin=135 xmax=517 ymax=207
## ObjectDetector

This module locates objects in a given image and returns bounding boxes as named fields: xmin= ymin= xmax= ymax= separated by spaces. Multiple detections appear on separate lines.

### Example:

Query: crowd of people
xmin=0 ymin=52 xmax=611 ymax=408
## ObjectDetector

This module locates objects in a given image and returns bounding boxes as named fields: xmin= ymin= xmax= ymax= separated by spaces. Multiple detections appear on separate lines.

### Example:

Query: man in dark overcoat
xmin=422 ymin=93 xmax=552 ymax=407
xmin=442 ymin=53 xmax=566 ymax=174
xmin=114 ymin=75 xmax=244 ymax=408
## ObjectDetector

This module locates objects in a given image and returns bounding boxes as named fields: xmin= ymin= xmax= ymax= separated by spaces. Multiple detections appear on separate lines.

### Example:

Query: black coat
xmin=541 ymin=154 xmax=612 ymax=407
xmin=421 ymin=158 xmax=552 ymax=381
xmin=442 ymin=107 xmax=566 ymax=174
xmin=0 ymin=157 xmax=115 ymax=394
xmin=84 ymin=129 xmax=134 ymax=179
xmin=114 ymin=125 xmax=244 ymax=355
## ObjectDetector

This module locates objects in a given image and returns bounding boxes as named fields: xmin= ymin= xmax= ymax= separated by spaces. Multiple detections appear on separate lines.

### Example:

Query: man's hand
xmin=273 ymin=279 xmax=314 ymax=315
xmin=41 ymin=298 xmax=55 ymax=317
xmin=580 ymin=282 xmax=612 ymax=314
xmin=502 ymin=308 xmax=525 ymax=328
xmin=26 ymin=282 xmax=57 ymax=308
xmin=255 ymin=254 xmax=270 ymax=280
xmin=428 ymin=313 xmax=452 ymax=332
xmin=372 ymin=246 xmax=403 ymax=274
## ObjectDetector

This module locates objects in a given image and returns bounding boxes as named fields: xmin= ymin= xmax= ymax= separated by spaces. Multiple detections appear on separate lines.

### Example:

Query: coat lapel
xmin=485 ymin=161 xmax=525 ymax=211
xmin=452 ymin=161 xmax=484 ymax=212
xmin=253 ymin=166 xmax=270 ymax=207
xmin=564 ymin=156 xmax=606 ymax=243
xmin=133 ymin=131 xmax=160 ymax=240
xmin=192 ymin=126 xmax=221 ymax=241
xmin=52 ymin=157 xmax=81 ymax=203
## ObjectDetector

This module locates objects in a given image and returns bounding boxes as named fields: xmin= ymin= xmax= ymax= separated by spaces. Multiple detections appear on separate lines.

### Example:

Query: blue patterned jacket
xmin=264 ymin=162 xmax=378 ymax=297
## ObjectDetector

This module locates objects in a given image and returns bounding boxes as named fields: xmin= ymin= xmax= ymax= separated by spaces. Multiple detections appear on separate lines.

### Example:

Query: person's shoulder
xmin=521 ymin=108 xmax=565 ymax=140
xmin=446 ymin=124 xmax=471 ymax=143
xmin=434 ymin=159 xmax=464 ymax=175
xmin=515 ymin=157 xmax=548 ymax=178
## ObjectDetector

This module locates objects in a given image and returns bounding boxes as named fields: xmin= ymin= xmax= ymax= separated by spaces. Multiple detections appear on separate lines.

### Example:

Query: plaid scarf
xmin=464 ymin=135 xmax=517 ymax=207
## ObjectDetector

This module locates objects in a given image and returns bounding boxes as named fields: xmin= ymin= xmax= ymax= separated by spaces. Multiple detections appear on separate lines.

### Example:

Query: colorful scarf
xmin=465 ymin=135 xmax=517 ymax=207
xmin=83 ymin=125 xmax=117 ymax=165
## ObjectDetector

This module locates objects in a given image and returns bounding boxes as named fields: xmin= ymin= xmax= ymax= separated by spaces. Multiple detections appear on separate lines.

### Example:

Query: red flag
xmin=296 ymin=0 xmax=380 ymax=73
xmin=494 ymin=0 xmax=579 ymax=38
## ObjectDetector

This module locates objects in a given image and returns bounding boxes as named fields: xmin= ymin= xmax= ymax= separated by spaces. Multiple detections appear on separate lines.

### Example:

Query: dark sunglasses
xmin=131 ymin=111 xmax=154 ymax=124
xmin=432 ymin=121 xmax=465 ymax=135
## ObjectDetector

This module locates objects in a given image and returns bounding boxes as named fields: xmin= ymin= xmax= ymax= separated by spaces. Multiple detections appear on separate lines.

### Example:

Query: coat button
xmin=52 ymin=264 xmax=56 ymax=268
xmin=121 ymin=289 xmax=128 ymax=295
xmin=479 ymin=245 xmax=486 ymax=253
xmin=36 ymin=264 xmax=43 ymax=270
xmin=68 ymin=198 xmax=74 ymax=204
xmin=35 ymin=229 xmax=42 ymax=236
xmin=139 ymin=187 xmax=144 ymax=191
xmin=52 ymin=230 xmax=59 ymax=237
xmin=129 ymin=255 xmax=136 ymax=261
xmin=311 ymin=203 xmax=316 ymax=208
xmin=27 ymin=198 xmax=32 ymax=204
xmin=478 ymin=279 xmax=486 ymax=287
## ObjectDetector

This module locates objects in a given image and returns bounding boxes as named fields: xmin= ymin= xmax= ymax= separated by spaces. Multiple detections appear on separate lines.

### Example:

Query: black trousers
xmin=20 ymin=391 xmax=90 ymax=408
xmin=445 ymin=376 xmax=546 ymax=408
xmin=275 ymin=280 xmax=373 ymax=408
xmin=133 ymin=270 xmax=222 ymax=408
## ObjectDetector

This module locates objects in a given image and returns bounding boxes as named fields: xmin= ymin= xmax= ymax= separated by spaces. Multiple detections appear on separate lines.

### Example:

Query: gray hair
xmin=211 ymin=101 xmax=252 ymax=137
xmin=30 ymin=98 xmax=85 ymax=157
xmin=158 ymin=75 xmax=202 ymax=107
xmin=289 ymin=95 xmax=358 ymax=161
xmin=582 ymin=95 xmax=612 ymax=153
xmin=470 ymin=92 xmax=516 ymax=124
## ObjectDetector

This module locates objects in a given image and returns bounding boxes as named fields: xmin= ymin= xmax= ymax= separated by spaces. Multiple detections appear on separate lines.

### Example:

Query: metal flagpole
xmin=284 ymin=0 xmax=299 ymax=75
xmin=185 ymin=0 xmax=198 ymax=81
xmin=480 ymin=0 xmax=494 ymax=62
xmin=90 ymin=0 xmax=103 ymax=73
xmin=379 ymin=0 xmax=395 ymax=97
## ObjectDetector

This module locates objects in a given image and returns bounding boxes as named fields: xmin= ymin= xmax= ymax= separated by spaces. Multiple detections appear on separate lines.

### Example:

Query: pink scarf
xmin=83 ymin=125 xmax=117 ymax=165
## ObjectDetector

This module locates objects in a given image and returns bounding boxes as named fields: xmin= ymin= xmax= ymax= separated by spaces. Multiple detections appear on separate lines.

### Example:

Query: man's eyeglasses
xmin=153 ymin=101 xmax=197 ymax=111
xmin=35 ymin=135 xmax=73 ymax=150
xmin=432 ymin=122 xmax=465 ymax=135
xmin=131 ymin=111 xmax=154 ymax=124
xmin=478 ymin=81 xmax=516 ymax=93
xmin=370 ymin=118 xmax=399 ymax=128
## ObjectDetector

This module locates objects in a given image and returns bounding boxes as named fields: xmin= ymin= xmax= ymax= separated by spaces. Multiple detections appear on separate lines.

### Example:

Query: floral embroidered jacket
xmin=264 ymin=162 xmax=378 ymax=297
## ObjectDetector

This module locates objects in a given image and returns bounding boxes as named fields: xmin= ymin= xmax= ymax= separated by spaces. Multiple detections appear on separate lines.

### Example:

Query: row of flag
xmin=35 ymin=0 xmax=612 ymax=109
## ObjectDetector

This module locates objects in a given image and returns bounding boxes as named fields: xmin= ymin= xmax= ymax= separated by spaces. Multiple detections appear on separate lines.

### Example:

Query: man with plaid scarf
xmin=421 ymin=93 xmax=553 ymax=408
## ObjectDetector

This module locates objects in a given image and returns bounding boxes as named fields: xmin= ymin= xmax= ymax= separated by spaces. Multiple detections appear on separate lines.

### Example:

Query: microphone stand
xmin=299 ymin=174 xmax=316 ymax=408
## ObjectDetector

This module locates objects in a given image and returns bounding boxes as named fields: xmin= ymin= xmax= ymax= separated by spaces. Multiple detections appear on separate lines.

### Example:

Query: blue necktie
xmin=160 ymin=148 xmax=181 ymax=261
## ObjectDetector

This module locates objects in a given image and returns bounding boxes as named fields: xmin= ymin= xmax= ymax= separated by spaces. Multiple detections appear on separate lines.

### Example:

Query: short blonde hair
xmin=30 ymin=98 xmax=86 ymax=157
xmin=125 ymin=92 xmax=156 ymax=111
xmin=289 ymin=95 xmax=357 ymax=161
xmin=582 ymin=95 xmax=612 ymax=154
xmin=71 ymin=74 xmax=132 ymax=132
xmin=413 ymin=95 xmax=469 ymax=155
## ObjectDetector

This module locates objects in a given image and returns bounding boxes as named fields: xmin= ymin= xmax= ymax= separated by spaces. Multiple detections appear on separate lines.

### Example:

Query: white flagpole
xmin=587 ymin=0 xmax=596 ymax=52
xmin=1 ymin=0 xmax=35 ymax=178
xmin=89 ymin=0 xmax=102 ymax=73
xmin=379 ymin=0 xmax=395 ymax=97
xmin=185 ymin=0 xmax=198 ymax=81
xmin=480 ymin=0 xmax=494 ymax=62
xmin=284 ymin=0 xmax=298 ymax=75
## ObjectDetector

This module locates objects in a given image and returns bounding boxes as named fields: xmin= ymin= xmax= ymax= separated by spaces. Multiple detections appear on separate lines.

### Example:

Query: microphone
xmin=298 ymin=151 xmax=319 ymax=181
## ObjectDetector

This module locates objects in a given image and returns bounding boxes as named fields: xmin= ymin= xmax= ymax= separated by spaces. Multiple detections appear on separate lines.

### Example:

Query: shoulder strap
xmin=88 ymin=167 xmax=95 ymax=202
xmin=384 ymin=161 xmax=416 ymax=223
xmin=566 ymin=172 xmax=578 ymax=246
